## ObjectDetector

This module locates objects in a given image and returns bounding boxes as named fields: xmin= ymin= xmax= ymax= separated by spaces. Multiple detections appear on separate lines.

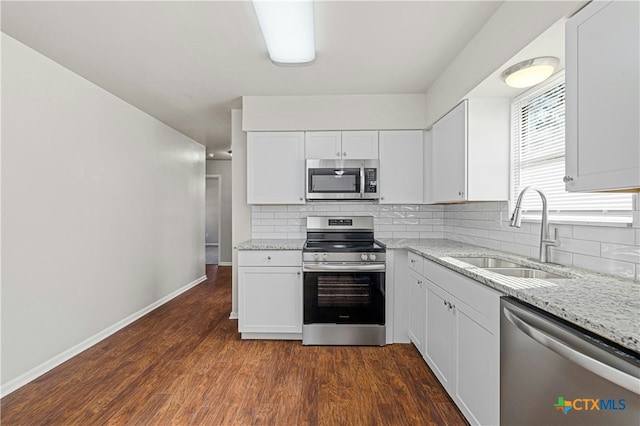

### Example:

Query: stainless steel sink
xmin=453 ymin=257 xmax=523 ymax=268
xmin=483 ymin=267 xmax=569 ymax=279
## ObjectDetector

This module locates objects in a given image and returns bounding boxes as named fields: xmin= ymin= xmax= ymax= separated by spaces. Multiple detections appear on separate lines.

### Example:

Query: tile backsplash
xmin=251 ymin=202 xmax=444 ymax=240
xmin=251 ymin=197 xmax=640 ymax=280
xmin=442 ymin=201 xmax=640 ymax=280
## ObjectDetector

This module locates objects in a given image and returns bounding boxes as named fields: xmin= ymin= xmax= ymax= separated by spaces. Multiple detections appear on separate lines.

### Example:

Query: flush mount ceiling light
xmin=208 ymin=153 xmax=215 ymax=158
xmin=501 ymin=57 xmax=560 ymax=88
xmin=252 ymin=0 xmax=316 ymax=65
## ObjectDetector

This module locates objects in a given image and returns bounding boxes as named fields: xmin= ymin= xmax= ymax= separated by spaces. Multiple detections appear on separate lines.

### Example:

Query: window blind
xmin=511 ymin=73 xmax=632 ymax=222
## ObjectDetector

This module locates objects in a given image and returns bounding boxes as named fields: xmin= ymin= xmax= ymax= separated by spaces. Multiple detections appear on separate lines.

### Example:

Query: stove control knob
xmin=361 ymin=253 xmax=368 ymax=261
xmin=322 ymin=253 xmax=328 ymax=261
xmin=314 ymin=253 xmax=319 ymax=261
xmin=369 ymin=254 xmax=377 ymax=261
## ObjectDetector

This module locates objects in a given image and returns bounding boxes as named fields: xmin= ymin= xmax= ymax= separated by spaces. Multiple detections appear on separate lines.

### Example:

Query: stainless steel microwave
xmin=306 ymin=159 xmax=379 ymax=200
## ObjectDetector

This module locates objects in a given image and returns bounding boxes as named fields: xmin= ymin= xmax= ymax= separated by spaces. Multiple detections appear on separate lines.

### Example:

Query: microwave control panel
xmin=364 ymin=168 xmax=377 ymax=193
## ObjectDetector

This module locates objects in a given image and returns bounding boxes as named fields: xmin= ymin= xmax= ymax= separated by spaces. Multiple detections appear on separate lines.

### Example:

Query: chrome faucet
xmin=509 ymin=186 xmax=559 ymax=263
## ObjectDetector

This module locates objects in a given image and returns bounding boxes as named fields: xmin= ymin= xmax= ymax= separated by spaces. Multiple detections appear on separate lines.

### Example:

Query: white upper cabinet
xmin=341 ymin=131 xmax=379 ymax=159
xmin=305 ymin=131 xmax=378 ymax=159
xmin=304 ymin=131 xmax=342 ymax=159
xmin=431 ymin=99 xmax=509 ymax=203
xmin=247 ymin=132 xmax=305 ymax=204
xmin=379 ymin=130 xmax=424 ymax=204
xmin=565 ymin=0 xmax=640 ymax=192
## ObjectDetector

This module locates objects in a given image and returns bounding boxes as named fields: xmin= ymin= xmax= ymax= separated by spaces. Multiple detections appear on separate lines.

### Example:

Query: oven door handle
xmin=303 ymin=264 xmax=386 ymax=272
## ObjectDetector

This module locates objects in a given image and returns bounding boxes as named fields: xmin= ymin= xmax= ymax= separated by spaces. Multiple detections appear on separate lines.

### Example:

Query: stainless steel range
xmin=302 ymin=216 xmax=386 ymax=346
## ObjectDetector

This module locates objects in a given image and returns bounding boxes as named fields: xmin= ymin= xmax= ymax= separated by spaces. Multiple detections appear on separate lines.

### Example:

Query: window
xmin=511 ymin=73 xmax=632 ymax=223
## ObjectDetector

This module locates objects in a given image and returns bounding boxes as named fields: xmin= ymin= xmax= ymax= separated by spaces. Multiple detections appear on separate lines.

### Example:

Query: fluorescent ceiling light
xmin=501 ymin=57 xmax=559 ymax=88
xmin=252 ymin=0 xmax=316 ymax=65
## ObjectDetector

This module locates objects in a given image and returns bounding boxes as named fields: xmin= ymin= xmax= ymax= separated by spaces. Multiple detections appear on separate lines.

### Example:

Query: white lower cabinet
xmin=420 ymin=257 xmax=500 ymax=426
xmin=424 ymin=281 xmax=453 ymax=389
xmin=238 ymin=250 xmax=302 ymax=338
xmin=407 ymin=270 xmax=426 ymax=355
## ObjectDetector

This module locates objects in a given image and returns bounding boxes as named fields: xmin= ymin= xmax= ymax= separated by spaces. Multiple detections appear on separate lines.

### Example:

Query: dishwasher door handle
xmin=503 ymin=307 xmax=640 ymax=395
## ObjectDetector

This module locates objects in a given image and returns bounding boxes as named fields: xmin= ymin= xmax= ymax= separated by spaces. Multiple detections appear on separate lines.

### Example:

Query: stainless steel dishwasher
xmin=501 ymin=297 xmax=639 ymax=425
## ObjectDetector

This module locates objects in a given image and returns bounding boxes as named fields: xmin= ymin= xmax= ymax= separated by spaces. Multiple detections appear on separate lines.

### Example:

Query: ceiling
xmin=3 ymin=1 xmax=525 ymax=158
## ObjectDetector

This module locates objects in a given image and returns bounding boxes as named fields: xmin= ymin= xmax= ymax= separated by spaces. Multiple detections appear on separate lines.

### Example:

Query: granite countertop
xmin=236 ymin=239 xmax=305 ymax=250
xmin=381 ymin=238 xmax=640 ymax=354
xmin=237 ymin=237 xmax=639 ymax=353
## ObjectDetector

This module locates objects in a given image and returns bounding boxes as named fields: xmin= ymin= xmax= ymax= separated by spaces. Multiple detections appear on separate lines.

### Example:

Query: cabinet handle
xmin=343 ymin=152 xmax=347 ymax=157
xmin=297 ymin=271 xmax=301 ymax=275
xmin=443 ymin=300 xmax=447 ymax=306
xmin=299 ymin=197 xmax=303 ymax=201
xmin=267 ymin=256 xmax=272 ymax=260
xmin=336 ymin=152 xmax=341 ymax=157
xmin=563 ymin=175 xmax=574 ymax=183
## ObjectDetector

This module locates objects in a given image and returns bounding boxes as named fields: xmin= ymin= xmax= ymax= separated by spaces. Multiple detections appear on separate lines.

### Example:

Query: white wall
xmin=206 ymin=160 xmax=232 ymax=264
xmin=231 ymin=109 xmax=251 ymax=319
xmin=242 ymin=94 xmax=427 ymax=131
xmin=1 ymin=34 xmax=206 ymax=394
xmin=424 ymin=0 xmax=586 ymax=127
xmin=205 ymin=177 xmax=220 ymax=245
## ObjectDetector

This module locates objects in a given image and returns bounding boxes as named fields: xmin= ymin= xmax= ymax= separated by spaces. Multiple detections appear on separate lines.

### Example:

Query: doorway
xmin=205 ymin=175 xmax=222 ymax=265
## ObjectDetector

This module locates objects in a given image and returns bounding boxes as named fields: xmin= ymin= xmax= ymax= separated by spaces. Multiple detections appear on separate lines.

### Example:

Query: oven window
xmin=304 ymin=271 xmax=385 ymax=325
xmin=309 ymin=168 xmax=360 ymax=193
xmin=318 ymin=275 xmax=371 ymax=307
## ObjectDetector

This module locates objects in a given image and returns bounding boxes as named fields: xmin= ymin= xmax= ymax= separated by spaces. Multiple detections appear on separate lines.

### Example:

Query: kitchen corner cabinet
xmin=422 ymin=258 xmax=501 ymax=426
xmin=305 ymin=131 xmax=378 ymax=159
xmin=238 ymin=250 xmax=303 ymax=338
xmin=565 ymin=0 xmax=640 ymax=192
xmin=379 ymin=130 xmax=424 ymax=204
xmin=431 ymin=99 xmax=509 ymax=203
xmin=247 ymin=132 xmax=305 ymax=204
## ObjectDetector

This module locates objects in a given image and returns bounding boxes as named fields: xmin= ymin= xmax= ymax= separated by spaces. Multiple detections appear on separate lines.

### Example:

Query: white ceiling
xmin=3 ymin=1 xmax=522 ymax=158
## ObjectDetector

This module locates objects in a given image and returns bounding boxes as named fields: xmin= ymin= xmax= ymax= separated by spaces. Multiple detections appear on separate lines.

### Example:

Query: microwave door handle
xmin=360 ymin=164 xmax=365 ymax=198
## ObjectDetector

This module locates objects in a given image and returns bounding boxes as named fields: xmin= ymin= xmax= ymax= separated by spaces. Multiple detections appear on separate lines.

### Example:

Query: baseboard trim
xmin=0 ymin=274 xmax=207 ymax=397
xmin=218 ymin=261 xmax=232 ymax=266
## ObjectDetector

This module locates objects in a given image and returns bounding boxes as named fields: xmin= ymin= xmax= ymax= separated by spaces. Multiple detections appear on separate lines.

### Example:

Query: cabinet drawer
xmin=238 ymin=250 xmax=302 ymax=267
xmin=408 ymin=251 xmax=424 ymax=275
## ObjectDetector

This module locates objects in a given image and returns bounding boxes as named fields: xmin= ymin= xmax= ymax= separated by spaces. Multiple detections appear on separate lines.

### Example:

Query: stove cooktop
xmin=303 ymin=240 xmax=386 ymax=253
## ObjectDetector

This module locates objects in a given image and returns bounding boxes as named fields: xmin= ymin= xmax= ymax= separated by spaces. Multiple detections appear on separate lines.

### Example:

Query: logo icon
xmin=554 ymin=397 xmax=573 ymax=414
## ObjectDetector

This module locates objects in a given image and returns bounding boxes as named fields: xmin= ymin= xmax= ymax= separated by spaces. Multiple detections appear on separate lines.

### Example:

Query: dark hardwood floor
xmin=1 ymin=265 xmax=467 ymax=425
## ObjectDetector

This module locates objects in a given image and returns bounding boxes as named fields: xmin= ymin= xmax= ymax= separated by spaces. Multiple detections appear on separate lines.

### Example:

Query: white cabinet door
xmin=565 ymin=0 xmax=640 ymax=191
xmin=431 ymin=100 xmax=509 ymax=203
xmin=341 ymin=131 xmax=379 ymax=159
xmin=305 ymin=131 xmax=342 ymax=159
xmin=247 ymin=132 xmax=305 ymax=204
xmin=453 ymin=300 xmax=499 ymax=426
xmin=424 ymin=280 xmax=453 ymax=391
xmin=432 ymin=102 xmax=467 ymax=203
xmin=379 ymin=130 xmax=424 ymax=204
xmin=238 ymin=266 xmax=302 ymax=334
xmin=407 ymin=270 xmax=426 ymax=355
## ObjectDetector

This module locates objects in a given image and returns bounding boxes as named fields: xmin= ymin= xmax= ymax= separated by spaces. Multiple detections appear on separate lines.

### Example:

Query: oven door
xmin=306 ymin=159 xmax=363 ymax=200
xmin=303 ymin=267 xmax=385 ymax=325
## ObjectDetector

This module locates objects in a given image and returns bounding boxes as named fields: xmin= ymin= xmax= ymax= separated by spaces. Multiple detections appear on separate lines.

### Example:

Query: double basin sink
xmin=453 ymin=257 xmax=569 ymax=279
